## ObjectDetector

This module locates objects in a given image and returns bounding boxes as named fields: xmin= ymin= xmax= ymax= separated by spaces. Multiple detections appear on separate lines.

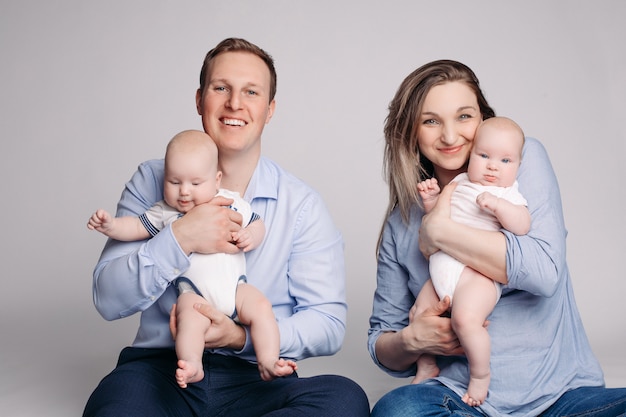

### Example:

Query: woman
xmin=368 ymin=60 xmax=626 ymax=416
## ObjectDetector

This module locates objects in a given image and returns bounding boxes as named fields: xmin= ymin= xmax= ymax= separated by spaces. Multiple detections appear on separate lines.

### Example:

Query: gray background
xmin=1 ymin=1 xmax=625 ymax=415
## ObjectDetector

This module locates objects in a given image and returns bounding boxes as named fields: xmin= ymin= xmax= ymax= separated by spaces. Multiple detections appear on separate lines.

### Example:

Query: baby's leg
xmin=235 ymin=284 xmax=297 ymax=381
xmin=451 ymin=268 xmax=498 ymax=406
xmin=411 ymin=279 xmax=442 ymax=384
xmin=175 ymin=291 xmax=211 ymax=388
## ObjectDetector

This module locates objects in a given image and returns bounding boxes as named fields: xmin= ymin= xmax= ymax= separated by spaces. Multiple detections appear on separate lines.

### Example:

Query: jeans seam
xmin=558 ymin=398 xmax=626 ymax=417
xmin=442 ymin=394 xmax=485 ymax=417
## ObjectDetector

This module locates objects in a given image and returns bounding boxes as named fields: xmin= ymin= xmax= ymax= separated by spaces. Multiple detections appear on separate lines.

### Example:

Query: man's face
xmin=196 ymin=51 xmax=275 ymax=159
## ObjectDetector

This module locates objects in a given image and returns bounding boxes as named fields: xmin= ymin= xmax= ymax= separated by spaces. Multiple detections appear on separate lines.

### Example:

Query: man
xmin=84 ymin=38 xmax=369 ymax=416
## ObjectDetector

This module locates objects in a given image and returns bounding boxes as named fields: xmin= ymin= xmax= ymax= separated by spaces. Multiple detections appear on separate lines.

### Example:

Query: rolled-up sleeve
xmin=368 ymin=207 xmax=427 ymax=377
xmin=504 ymin=138 xmax=567 ymax=297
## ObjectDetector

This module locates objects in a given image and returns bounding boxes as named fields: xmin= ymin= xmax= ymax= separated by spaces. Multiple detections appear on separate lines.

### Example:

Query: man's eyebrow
xmin=209 ymin=78 xmax=261 ymax=88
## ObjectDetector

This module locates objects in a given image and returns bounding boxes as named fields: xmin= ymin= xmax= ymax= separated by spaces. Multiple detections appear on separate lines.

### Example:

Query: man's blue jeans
xmin=371 ymin=383 xmax=626 ymax=416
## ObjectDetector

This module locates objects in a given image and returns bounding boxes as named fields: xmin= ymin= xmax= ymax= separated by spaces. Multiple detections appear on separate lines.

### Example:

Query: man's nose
xmin=226 ymin=92 xmax=241 ymax=110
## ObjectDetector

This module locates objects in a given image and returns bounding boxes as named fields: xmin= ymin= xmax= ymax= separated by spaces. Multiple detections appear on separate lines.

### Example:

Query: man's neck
xmin=219 ymin=151 xmax=259 ymax=196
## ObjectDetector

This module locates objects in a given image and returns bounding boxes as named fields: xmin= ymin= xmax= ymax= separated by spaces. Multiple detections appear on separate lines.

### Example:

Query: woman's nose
xmin=441 ymin=125 xmax=456 ymax=145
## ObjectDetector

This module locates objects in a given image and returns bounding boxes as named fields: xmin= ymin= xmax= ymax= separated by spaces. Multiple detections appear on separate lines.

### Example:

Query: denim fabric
xmin=371 ymin=383 xmax=626 ymax=417
xmin=83 ymin=347 xmax=370 ymax=417
xmin=540 ymin=387 xmax=626 ymax=417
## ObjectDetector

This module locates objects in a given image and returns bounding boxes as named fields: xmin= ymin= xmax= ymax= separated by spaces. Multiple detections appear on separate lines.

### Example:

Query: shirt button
xmin=150 ymin=296 xmax=155 ymax=301
xmin=173 ymin=268 xmax=180 ymax=275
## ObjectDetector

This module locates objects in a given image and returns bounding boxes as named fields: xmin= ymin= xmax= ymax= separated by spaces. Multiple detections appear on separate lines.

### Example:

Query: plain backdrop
xmin=1 ymin=1 xmax=625 ymax=415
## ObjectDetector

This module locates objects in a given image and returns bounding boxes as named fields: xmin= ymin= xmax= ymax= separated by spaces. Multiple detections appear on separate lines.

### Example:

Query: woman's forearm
xmin=375 ymin=330 xmax=420 ymax=372
xmin=374 ymin=296 xmax=462 ymax=372
xmin=427 ymin=217 xmax=507 ymax=284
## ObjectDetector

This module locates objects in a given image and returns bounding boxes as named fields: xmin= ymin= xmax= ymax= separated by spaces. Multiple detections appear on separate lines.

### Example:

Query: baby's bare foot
xmin=412 ymin=356 xmax=440 ymax=384
xmin=462 ymin=372 xmax=490 ymax=406
xmin=176 ymin=359 xmax=204 ymax=389
xmin=259 ymin=358 xmax=298 ymax=381
xmin=411 ymin=366 xmax=440 ymax=384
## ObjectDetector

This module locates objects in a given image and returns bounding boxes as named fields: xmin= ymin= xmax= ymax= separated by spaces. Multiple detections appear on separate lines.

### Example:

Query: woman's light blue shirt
xmin=368 ymin=138 xmax=604 ymax=416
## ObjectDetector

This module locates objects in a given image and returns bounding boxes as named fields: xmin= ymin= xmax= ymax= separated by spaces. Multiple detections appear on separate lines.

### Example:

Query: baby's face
xmin=467 ymin=125 xmax=522 ymax=188
xmin=163 ymin=150 xmax=219 ymax=213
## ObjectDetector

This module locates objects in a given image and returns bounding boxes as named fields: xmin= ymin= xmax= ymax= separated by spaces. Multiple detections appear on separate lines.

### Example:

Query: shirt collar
xmin=244 ymin=156 xmax=278 ymax=202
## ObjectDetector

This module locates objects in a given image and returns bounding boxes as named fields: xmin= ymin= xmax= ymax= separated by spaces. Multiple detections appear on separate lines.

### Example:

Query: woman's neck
xmin=435 ymin=166 xmax=467 ymax=187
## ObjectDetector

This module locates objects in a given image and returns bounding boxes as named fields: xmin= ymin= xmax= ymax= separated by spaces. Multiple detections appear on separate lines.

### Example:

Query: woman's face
xmin=417 ymin=81 xmax=482 ymax=185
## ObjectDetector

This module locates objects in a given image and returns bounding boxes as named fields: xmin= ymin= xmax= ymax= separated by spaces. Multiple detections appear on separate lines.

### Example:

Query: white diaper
xmin=429 ymin=251 xmax=501 ymax=305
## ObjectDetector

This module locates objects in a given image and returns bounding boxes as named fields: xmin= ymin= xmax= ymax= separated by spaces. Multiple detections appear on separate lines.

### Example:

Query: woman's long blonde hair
xmin=378 ymin=60 xmax=495 ymax=250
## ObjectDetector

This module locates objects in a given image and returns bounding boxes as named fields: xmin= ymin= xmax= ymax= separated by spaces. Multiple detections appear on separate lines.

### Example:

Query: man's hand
xmin=169 ymin=303 xmax=246 ymax=351
xmin=172 ymin=196 xmax=243 ymax=256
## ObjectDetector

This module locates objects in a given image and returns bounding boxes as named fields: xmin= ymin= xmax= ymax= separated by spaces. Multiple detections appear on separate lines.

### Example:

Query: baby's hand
xmin=476 ymin=192 xmax=499 ymax=213
xmin=417 ymin=178 xmax=440 ymax=201
xmin=87 ymin=209 xmax=113 ymax=232
xmin=232 ymin=229 xmax=254 ymax=252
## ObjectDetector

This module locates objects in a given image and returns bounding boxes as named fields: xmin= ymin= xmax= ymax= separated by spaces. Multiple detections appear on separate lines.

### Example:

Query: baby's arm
xmin=232 ymin=218 xmax=266 ymax=252
xmin=87 ymin=209 xmax=151 ymax=241
xmin=476 ymin=192 xmax=531 ymax=236
xmin=417 ymin=178 xmax=441 ymax=213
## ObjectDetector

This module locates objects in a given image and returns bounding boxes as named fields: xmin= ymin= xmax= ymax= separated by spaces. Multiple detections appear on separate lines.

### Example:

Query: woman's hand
xmin=404 ymin=296 xmax=463 ymax=357
xmin=419 ymin=182 xmax=457 ymax=258
xmin=170 ymin=303 xmax=246 ymax=350
xmin=375 ymin=294 xmax=463 ymax=372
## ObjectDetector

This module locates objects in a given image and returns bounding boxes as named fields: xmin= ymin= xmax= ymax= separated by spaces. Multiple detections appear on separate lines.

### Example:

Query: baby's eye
xmin=480 ymin=153 xmax=489 ymax=159
xmin=501 ymin=158 xmax=511 ymax=164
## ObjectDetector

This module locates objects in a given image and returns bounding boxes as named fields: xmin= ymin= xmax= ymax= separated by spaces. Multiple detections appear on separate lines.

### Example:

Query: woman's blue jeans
xmin=371 ymin=383 xmax=626 ymax=417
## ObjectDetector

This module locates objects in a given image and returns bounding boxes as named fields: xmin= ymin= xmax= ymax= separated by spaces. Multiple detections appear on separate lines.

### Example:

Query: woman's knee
xmin=371 ymin=384 xmax=420 ymax=417
xmin=371 ymin=383 xmax=471 ymax=417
